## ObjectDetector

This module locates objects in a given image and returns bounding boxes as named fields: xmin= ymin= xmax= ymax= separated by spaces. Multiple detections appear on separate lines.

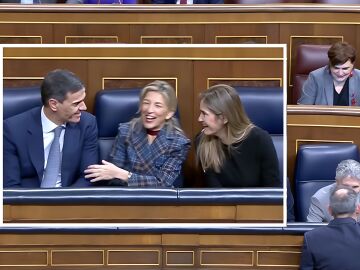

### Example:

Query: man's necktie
xmin=180 ymin=0 xmax=187 ymax=4
xmin=41 ymin=126 xmax=63 ymax=188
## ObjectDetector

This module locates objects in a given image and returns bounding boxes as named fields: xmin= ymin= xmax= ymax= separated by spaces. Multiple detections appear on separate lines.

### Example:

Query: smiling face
xmin=330 ymin=59 xmax=354 ymax=84
xmin=198 ymin=100 xmax=227 ymax=140
xmin=50 ymin=88 xmax=87 ymax=124
xmin=141 ymin=91 xmax=173 ymax=131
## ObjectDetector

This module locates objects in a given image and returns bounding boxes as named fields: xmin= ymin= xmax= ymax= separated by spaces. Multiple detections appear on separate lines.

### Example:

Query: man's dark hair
xmin=330 ymin=185 xmax=358 ymax=217
xmin=41 ymin=69 xmax=84 ymax=106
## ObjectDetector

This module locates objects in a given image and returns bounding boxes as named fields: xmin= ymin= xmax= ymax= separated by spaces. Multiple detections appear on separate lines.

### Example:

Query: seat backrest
xmin=293 ymin=44 xmax=330 ymax=104
xmin=271 ymin=135 xmax=283 ymax=182
xmin=294 ymin=143 xmax=360 ymax=221
xmin=235 ymin=86 xmax=284 ymax=180
xmin=95 ymin=88 xmax=141 ymax=161
xmin=3 ymin=87 xmax=42 ymax=119
xmin=287 ymin=178 xmax=295 ymax=222
xmin=95 ymin=88 xmax=141 ymax=139
xmin=235 ymin=86 xmax=283 ymax=135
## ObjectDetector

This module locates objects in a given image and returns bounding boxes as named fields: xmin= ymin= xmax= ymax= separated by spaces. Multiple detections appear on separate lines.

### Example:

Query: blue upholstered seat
xmin=3 ymin=87 xmax=42 ymax=119
xmin=95 ymin=88 xmax=141 ymax=139
xmin=271 ymin=135 xmax=283 ymax=181
xmin=95 ymin=88 xmax=141 ymax=161
xmin=235 ymin=86 xmax=284 ymax=180
xmin=294 ymin=143 xmax=360 ymax=221
xmin=235 ymin=87 xmax=283 ymax=135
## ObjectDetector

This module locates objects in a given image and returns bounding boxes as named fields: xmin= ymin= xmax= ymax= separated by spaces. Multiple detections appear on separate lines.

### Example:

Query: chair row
xmin=3 ymin=85 xmax=283 ymax=135
xmin=3 ymin=85 xmax=284 ymax=184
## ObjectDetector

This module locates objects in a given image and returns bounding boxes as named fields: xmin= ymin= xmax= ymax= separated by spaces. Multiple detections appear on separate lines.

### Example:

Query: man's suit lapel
xmin=28 ymin=109 xmax=45 ymax=184
xmin=62 ymin=123 xmax=80 ymax=187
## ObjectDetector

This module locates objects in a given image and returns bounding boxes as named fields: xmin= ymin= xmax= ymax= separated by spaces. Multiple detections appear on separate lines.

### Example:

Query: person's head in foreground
xmin=329 ymin=185 xmax=360 ymax=220
xmin=300 ymin=184 xmax=360 ymax=270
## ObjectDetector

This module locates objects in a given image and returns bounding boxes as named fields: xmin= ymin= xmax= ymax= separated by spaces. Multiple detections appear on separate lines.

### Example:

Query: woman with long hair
xmin=196 ymin=84 xmax=281 ymax=187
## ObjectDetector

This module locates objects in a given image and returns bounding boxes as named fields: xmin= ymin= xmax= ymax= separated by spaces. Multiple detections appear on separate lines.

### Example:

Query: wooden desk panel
xmin=0 ymin=228 xmax=303 ymax=269
xmin=287 ymin=105 xmax=360 ymax=188
xmin=3 ymin=204 xmax=283 ymax=223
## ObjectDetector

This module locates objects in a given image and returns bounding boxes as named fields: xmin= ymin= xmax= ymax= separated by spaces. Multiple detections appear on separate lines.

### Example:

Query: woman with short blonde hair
xmin=85 ymin=80 xmax=190 ymax=187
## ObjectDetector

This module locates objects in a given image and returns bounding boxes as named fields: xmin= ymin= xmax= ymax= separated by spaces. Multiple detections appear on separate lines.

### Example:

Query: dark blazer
xmin=3 ymin=107 xmax=98 ymax=188
xmin=300 ymin=217 xmax=360 ymax=270
xmin=152 ymin=0 xmax=223 ymax=4
xmin=298 ymin=66 xmax=360 ymax=106
xmin=198 ymin=126 xmax=281 ymax=188
xmin=108 ymin=122 xmax=190 ymax=187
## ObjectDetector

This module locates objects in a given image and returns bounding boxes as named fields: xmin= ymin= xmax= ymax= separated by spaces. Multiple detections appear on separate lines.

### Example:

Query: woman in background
xmin=298 ymin=41 xmax=360 ymax=106
xmin=85 ymin=80 xmax=190 ymax=187
xmin=196 ymin=84 xmax=280 ymax=188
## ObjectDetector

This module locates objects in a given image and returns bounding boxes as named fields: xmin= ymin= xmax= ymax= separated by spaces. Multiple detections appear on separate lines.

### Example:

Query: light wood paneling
xmin=2 ymin=5 xmax=360 ymax=105
xmin=0 ymin=228 xmax=305 ymax=269
xmin=3 ymin=204 xmax=282 ymax=223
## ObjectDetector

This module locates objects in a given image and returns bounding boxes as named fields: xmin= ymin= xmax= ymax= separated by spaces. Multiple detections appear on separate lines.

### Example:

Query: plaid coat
xmin=109 ymin=122 xmax=190 ymax=187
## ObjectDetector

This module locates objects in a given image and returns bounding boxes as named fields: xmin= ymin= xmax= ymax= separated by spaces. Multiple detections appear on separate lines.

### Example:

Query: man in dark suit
xmin=300 ymin=185 xmax=360 ymax=270
xmin=152 ymin=0 xmax=223 ymax=4
xmin=3 ymin=69 xmax=98 ymax=188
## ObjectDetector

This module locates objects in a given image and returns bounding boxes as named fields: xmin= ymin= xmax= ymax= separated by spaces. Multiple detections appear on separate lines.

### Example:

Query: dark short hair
xmin=330 ymin=185 xmax=358 ymax=217
xmin=41 ymin=69 xmax=85 ymax=106
xmin=328 ymin=41 xmax=356 ymax=67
